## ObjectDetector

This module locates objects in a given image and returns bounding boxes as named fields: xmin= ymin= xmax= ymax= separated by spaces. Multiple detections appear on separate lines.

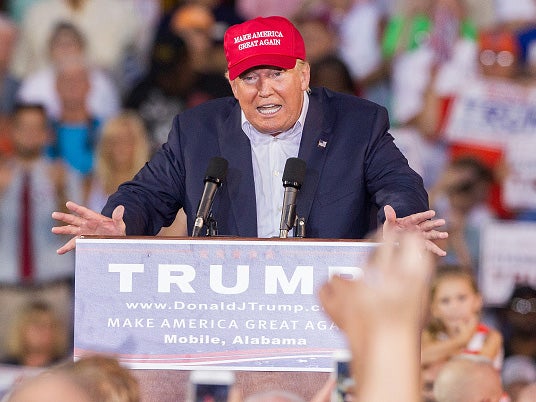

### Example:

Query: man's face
xmin=56 ymin=63 xmax=90 ymax=107
xmin=230 ymin=62 xmax=310 ymax=135
xmin=12 ymin=109 xmax=49 ymax=158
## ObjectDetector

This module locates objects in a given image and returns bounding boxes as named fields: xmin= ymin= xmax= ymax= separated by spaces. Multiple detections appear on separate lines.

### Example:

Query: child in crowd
xmin=421 ymin=266 xmax=503 ymax=400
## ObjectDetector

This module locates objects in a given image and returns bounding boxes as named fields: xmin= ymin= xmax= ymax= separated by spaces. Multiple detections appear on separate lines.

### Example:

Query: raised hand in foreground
xmin=318 ymin=229 xmax=435 ymax=402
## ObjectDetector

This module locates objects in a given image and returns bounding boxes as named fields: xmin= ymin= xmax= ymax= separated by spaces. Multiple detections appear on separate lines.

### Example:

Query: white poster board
xmin=480 ymin=222 xmax=536 ymax=306
xmin=74 ymin=237 xmax=376 ymax=371
xmin=444 ymin=78 xmax=536 ymax=147
xmin=503 ymin=135 xmax=536 ymax=209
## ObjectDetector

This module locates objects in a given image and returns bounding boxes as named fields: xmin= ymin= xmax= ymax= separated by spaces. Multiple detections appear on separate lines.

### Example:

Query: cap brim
xmin=228 ymin=54 xmax=299 ymax=80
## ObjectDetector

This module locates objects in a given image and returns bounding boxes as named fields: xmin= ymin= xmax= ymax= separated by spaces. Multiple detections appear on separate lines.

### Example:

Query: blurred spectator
xmin=2 ymin=354 xmax=140 ymax=402
xmin=0 ymin=14 xmax=18 ymax=116
xmin=324 ymin=0 xmax=387 ymax=104
xmin=198 ymin=0 xmax=245 ymax=42
xmin=0 ymin=103 xmax=80 ymax=357
xmin=9 ymin=0 xmax=143 ymax=84
xmin=17 ymin=22 xmax=120 ymax=119
xmin=1 ymin=300 xmax=69 ymax=367
xmin=429 ymin=156 xmax=496 ymax=275
xmin=295 ymin=17 xmax=339 ymax=66
xmin=501 ymin=355 xmax=536 ymax=401
xmin=497 ymin=285 xmax=536 ymax=364
xmin=0 ymin=102 xmax=81 ymax=285
xmin=429 ymin=156 xmax=495 ymax=275
xmin=156 ymin=1 xmax=227 ymax=74
xmin=124 ymin=30 xmax=231 ymax=146
xmin=48 ymin=58 xmax=101 ymax=175
xmin=4 ymin=370 xmax=94 ymax=402
xmin=421 ymin=266 xmax=503 ymax=400
xmin=17 ymin=21 xmax=120 ymax=122
xmin=385 ymin=0 xmax=477 ymax=126
xmin=5 ymin=0 xmax=43 ymax=24
xmin=310 ymin=55 xmax=357 ymax=95
xmin=244 ymin=389 xmax=305 ymax=402
xmin=432 ymin=355 xmax=504 ymax=402
xmin=382 ymin=0 xmax=476 ymax=66
xmin=293 ymin=0 xmax=388 ymax=100
xmin=126 ymin=0 xmax=162 ymax=75
xmin=0 ymin=14 xmax=18 ymax=156
xmin=235 ymin=0 xmax=303 ymax=21
xmin=428 ymin=157 xmax=495 ymax=271
xmin=84 ymin=111 xmax=151 ymax=212
xmin=85 ymin=110 xmax=187 ymax=236
xmin=389 ymin=125 xmax=433 ymax=187
xmin=62 ymin=354 xmax=140 ymax=402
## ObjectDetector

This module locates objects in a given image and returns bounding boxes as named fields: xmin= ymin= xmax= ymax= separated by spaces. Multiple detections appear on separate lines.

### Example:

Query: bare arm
xmin=420 ymin=319 xmax=477 ymax=367
xmin=319 ymin=230 xmax=434 ymax=402
xmin=479 ymin=329 xmax=503 ymax=362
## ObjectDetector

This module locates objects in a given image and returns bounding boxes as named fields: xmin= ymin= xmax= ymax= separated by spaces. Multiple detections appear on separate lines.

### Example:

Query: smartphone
xmin=188 ymin=370 xmax=235 ymax=402
xmin=331 ymin=349 xmax=355 ymax=402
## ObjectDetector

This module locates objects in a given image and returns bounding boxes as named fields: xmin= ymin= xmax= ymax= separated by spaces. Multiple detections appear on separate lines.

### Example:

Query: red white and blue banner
xmin=444 ymin=78 xmax=536 ymax=147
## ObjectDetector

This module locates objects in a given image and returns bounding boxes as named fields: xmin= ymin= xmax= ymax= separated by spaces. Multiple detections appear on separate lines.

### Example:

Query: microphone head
xmin=282 ymin=157 xmax=306 ymax=189
xmin=204 ymin=156 xmax=228 ymax=185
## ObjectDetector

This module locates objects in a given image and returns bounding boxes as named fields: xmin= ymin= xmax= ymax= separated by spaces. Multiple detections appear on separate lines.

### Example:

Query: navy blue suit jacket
xmin=103 ymin=87 xmax=429 ymax=239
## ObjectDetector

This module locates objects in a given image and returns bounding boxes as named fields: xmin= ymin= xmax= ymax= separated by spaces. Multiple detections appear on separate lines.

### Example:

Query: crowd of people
xmin=0 ymin=0 xmax=536 ymax=401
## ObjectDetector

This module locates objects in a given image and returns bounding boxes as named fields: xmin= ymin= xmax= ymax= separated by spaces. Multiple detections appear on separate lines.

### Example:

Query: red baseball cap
xmin=224 ymin=16 xmax=306 ymax=80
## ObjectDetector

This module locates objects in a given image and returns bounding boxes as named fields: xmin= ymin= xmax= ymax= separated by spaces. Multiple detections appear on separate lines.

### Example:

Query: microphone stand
xmin=294 ymin=216 xmax=306 ymax=238
xmin=279 ymin=216 xmax=306 ymax=238
xmin=205 ymin=213 xmax=218 ymax=236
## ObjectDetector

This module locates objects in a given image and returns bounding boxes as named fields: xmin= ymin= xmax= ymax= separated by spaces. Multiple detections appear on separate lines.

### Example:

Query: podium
xmin=74 ymin=236 xmax=376 ymax=401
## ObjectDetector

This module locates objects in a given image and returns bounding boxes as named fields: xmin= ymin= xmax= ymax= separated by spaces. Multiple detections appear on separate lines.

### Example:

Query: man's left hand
xmin=382 ymin=205 xmax=448 ymax=256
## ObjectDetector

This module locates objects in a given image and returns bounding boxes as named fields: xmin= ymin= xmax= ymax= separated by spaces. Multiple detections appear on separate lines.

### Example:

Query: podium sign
xmin=74 ymin=237 xmax=376 ymax=371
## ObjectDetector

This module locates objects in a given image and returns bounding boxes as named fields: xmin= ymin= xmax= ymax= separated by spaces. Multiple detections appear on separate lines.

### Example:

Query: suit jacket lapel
xmin=297 ymin=90 xmax=332 ymax=222
xmin=218 ymin=104 xmax=258 ymax=237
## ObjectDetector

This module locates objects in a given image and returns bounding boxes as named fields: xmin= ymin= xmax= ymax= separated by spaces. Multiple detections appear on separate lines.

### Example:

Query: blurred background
xmin=0 ymin=1 xmax=535 ymax=401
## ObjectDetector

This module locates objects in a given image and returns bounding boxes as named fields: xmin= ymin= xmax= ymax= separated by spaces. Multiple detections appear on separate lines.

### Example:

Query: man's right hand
xmin=51 ymin=201 xmax=126 ymax=254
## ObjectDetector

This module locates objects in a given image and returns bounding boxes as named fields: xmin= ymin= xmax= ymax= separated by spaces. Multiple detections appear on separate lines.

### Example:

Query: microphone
xmin=191 ymin=156 xmax=228 ymax=237
xmin=279 ymin=157 xmax=306 ymax=238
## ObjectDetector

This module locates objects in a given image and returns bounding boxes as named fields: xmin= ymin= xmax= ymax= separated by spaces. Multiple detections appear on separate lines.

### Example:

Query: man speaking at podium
xmin=52 ymin=16 xmax=447 ymax=256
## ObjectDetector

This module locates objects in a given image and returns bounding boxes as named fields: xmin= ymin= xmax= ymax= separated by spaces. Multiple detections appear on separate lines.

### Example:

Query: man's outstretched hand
xmin=382 ymin=205 xmax=448 ymax=257
xmin=51 ymin=201 xmax=126 ymax=254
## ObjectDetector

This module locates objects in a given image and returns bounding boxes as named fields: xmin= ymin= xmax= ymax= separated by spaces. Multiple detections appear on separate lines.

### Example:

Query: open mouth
xmin=257 ymin=104 xmax=282 ymax=115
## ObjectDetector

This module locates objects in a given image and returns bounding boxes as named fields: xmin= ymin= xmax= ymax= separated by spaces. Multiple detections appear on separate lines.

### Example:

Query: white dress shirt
xmin=241 ymin=92 xmax=309 ymax=237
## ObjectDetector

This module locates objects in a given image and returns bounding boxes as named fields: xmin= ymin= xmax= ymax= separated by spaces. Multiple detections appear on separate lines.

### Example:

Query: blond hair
xmin=95 ymin=111 xmax=151 ymax=195
xmin=62 ymin=355 xmax=140 ymax=402
xmin=426 ymin=266 xmax=481 ymax=337
xmin=225 ymin=58 xmax=310 ymax=89
xmin=5 ymin=300 xmax=68 ymax=363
